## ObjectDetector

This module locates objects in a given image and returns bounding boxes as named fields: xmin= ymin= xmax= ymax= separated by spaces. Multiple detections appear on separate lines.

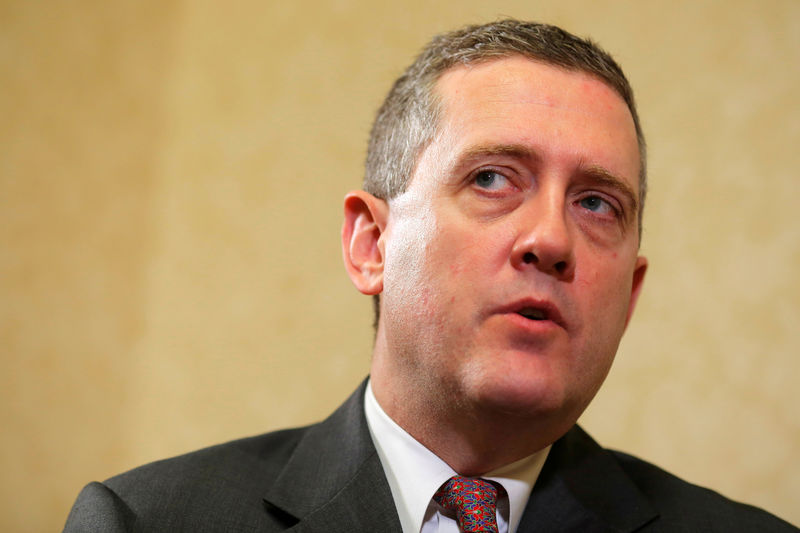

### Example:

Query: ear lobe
xmin=624 ymin=255 xmax=648 ymax=328
xmin=341 ymin=190 xmax=388 ymax=295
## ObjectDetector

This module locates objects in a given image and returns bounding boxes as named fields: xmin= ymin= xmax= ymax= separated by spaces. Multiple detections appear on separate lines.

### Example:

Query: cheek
xmin=575 ymin=254 xmax=636 ymax=326
xmin=383 ymin=217 xmax=447 ymax=314
xmin=384 ymin=210 xmax=436 ymax=278
xmin=570 ymin=263 xmax=633 ymax=388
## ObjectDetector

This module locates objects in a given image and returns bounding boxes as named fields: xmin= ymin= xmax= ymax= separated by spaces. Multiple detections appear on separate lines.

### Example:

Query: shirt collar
xmin=364 ymin=380 xmax=550 ymax=533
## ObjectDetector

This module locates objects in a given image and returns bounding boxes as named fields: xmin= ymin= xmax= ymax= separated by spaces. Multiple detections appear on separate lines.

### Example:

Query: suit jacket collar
xmin=263 ymin=380 xmax=402 ymax=532
xmin=264 ymin=380 xmax=657 ymax=533
xmin=518 ymin=425 xmax=658 ymax=532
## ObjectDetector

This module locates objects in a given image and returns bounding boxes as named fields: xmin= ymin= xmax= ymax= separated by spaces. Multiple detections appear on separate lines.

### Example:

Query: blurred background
xmin=2 ymin=1 xmax=798 ymax=530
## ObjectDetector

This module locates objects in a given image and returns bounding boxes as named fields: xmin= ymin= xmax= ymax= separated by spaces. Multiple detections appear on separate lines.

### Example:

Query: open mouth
xmin=517 ymin=307 xmax=548 ymax=321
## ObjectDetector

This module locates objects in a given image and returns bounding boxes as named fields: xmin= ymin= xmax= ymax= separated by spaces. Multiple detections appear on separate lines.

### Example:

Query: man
xmin=64 ymin=20 xmax=796 ymax=532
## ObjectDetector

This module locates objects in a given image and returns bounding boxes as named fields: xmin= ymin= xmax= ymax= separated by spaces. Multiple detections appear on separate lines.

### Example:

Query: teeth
xmin=519 ymin=307 xmax=547 ymax=320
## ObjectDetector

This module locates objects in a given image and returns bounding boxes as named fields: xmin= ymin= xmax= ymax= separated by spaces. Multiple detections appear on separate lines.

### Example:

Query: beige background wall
xmin=2 ymin=1 xmax=798 ymax=530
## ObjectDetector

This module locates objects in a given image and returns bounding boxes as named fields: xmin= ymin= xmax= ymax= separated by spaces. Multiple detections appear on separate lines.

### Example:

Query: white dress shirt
xmin=364 ymin=381 xmax=550 ymax=533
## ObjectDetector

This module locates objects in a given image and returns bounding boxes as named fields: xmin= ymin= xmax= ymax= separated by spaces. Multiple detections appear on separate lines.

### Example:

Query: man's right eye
xmin=474 ymin=170 xmax=509 ymax=190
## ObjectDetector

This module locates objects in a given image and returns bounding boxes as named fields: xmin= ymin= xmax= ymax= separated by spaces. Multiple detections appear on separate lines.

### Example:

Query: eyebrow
xmin=458 ymin=144 xmax=538 ymax=165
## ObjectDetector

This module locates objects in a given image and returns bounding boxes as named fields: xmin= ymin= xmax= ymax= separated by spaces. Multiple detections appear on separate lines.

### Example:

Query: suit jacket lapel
xmin=283 ymin=454 xmax=400 ymax=533
xmin=264 ymin=384 xmax=656 ymax=533
xmin=263 ymin=380 xmax=402 ymax=533
xmin=517 ymin=426 xmax=657 ymax=533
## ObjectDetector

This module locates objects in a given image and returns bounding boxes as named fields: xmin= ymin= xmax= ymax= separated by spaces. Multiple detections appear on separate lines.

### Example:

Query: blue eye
xmin=579 ymin=195 xmax=614 ymax=215
xmin=474 ymin=170 xmax=508 ymax=190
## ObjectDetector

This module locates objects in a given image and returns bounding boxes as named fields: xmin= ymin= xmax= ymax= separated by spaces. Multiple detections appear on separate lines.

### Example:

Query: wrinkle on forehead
xmin=431 ymin=57 xmax=640 ymax=189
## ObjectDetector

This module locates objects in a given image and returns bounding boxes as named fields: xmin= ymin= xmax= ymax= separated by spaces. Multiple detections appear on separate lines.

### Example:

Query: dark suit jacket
xmin=64 ymin=381 xmax=796 ymax=532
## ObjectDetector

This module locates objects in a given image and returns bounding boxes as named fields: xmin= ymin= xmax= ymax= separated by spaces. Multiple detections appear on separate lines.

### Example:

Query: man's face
xmin=376 ymin=56 xmax=647 ymax=428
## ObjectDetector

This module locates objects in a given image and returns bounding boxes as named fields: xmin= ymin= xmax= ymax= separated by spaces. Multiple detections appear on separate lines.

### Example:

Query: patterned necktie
xmin=433 ymin=476 xmax=503 ymax=532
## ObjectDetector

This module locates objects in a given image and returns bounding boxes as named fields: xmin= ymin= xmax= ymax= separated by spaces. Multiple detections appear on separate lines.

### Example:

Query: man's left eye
xmin=474 ymin=170 xmax=509 ymax=190
xmin=579 ymin=195 xmax=615 ymax=215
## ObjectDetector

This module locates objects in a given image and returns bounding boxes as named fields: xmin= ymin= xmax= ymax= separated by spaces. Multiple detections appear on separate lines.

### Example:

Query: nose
xmin=510 ymin=199 xmax=575 ymax=279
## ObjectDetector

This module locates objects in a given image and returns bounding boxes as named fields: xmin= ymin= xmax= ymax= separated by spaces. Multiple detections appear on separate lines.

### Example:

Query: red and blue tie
xmin=433 ymin=476 xmax=503 ymax=532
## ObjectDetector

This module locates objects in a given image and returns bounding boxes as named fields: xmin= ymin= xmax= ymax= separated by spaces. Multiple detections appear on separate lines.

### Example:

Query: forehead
xmin=424 ymin=56 xmax=640 ymax=192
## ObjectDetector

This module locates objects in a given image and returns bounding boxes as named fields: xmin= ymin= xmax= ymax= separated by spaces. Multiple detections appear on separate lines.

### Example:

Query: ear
xmin=341 ymin=190 xmax=388 ymax=295
xmin=624 ymin=255 xmax=648 ymax=328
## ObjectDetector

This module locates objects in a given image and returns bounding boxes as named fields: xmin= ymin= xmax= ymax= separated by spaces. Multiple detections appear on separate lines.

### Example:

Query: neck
xmin=370 ymin=354 xmax=568 ymax=475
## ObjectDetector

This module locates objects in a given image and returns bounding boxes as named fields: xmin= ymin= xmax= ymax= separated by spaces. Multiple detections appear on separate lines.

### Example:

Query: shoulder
xmin=610 ymin=449 xmax=797 ymax=532
xmin=107 ymin=425 xmax=307 ymax=494
xmin=64 ymin=382 xmax=374 ymax=532
xmin=65 ymin=426 xmax=311 ymax=532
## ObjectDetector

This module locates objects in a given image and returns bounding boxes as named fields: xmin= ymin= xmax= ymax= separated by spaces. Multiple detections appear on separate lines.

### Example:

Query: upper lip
xmin=496 ymin=298 xmax=568 ymax=330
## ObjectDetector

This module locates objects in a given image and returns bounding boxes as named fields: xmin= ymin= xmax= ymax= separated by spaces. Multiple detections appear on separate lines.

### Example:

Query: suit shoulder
xmin=96 ymin=426 xmax=309 ymax=531
xmin=611 ymin=450 xmax=798 ymax=532
xmin=108 ymin=426 xmax=305 ymax=491
xmin=64 ymin=481 xmax=134 ymax=532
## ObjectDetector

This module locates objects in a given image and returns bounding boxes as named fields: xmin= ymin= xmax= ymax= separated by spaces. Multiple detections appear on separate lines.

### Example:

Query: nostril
xmin=522 ymin=252 xmax=536 ymax=264
xmin=554 ymin=260 xmax=567 ymax=274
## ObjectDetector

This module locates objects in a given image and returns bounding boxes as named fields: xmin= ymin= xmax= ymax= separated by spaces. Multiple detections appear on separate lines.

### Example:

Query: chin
xmin=468 ymin=378 xmax=583 ymax=453
xmin=471 ymin=370 xmax=577 ymax=420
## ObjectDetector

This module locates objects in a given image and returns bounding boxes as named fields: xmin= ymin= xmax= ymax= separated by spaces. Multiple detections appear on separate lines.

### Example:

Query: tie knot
xmin=433 ymin=476 xmax=502 ymax=532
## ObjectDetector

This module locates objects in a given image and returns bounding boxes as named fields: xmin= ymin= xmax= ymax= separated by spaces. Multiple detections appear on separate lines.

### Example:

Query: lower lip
xmin=501 ymin=312 xmax=562 ymax=333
